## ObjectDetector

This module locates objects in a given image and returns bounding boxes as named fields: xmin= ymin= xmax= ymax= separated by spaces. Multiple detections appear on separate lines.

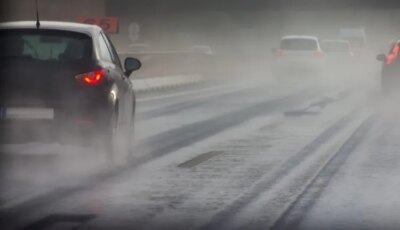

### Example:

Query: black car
xmin=377 ymin=39 xmax=400 ymax=93
xmin=0 ymin=21 xmax=141 ymax=161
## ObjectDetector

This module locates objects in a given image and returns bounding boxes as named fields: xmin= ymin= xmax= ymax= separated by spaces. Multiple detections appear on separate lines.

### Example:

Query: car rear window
xmin=322 ymin=41 xmax=350 ymax=52
xmin=280 ymin=38 xmax=318 ymax=51
xmin=0 ymin=29 xmax=92 ymax=62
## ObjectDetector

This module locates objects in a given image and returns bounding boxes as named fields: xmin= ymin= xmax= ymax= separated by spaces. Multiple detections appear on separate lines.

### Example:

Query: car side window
xmin=102 ymin=33 xmax=122 ymax=68
xmin=98 ymin=33 xmax=113 ymax=63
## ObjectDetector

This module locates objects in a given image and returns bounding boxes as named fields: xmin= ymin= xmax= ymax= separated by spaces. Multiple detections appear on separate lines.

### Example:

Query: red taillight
xmin=274 ymin=49 xmax=287 ymax=57
xmin=312 ymin=51 xmax=323 ymax=58
xmin=387 ymin=45 xmax=400 ymax=65
xmin=75 ymin=69 xmax=107 ymax=86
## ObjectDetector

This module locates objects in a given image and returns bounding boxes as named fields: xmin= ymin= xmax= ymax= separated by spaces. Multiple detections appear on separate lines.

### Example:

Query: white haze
xmin=0 ymin=3 xmax=397 ymax=212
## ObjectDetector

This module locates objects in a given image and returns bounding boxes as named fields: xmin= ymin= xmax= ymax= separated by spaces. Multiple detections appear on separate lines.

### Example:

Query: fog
xmin=0 ymin=0 xmax=399 ymax=229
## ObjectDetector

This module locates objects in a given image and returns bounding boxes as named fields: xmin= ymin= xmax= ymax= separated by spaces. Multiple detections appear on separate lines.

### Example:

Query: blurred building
xmin=0 ymin=0 xmax=105 ymax=22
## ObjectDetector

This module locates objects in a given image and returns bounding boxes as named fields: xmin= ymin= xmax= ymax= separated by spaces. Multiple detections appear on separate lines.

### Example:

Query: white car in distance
xmin=272 ymin=35 xmax=326 ymax=81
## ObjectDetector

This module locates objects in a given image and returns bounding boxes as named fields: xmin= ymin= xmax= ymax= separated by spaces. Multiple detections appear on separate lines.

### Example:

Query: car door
xmin=100 ymin=32 xmax=134 ymax=125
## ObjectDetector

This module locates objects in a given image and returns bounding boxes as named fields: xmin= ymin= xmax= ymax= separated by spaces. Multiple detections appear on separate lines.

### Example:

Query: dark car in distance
xmin=0 ymin=21 xmax=141 ymax=161
xmin=377 ymin=39 xmax=400 ymax=93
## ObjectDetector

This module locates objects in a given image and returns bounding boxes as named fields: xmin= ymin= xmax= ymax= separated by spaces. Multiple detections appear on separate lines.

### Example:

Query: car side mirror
xmin=124 ymin=57 xmax=141 ymax=77
xmin=376 ymin=54 xmax=387 ymax=62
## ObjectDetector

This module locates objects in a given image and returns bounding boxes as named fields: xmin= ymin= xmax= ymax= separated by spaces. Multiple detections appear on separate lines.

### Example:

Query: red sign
xmin=76 ymin=17 xmax=119 ymax=33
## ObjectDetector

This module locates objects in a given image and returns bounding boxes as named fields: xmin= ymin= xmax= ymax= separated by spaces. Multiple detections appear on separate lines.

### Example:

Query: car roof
xmin=281 ymin=35 xmax=319 ymax=41
xmin=0 ymin=21 xmax=101 ymax=36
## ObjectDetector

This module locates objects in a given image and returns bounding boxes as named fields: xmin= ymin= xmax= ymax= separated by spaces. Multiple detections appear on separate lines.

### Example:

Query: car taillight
xmin=387 ymin=45 xmax=400 ymax=65
xmin=274 ymin=50 xmax=287 ymax=57
xmin=75 ymin=69 xmax=107 ymax=86
xmin=312 ymin=51 xmax=323 ymax=58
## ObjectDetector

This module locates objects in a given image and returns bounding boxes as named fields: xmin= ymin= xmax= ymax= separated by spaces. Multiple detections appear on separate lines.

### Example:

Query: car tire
xmin=104 ymin=104 xmax=134 ymax=166
xmin=127 ymin=115 xmax=135 ymax=160
xmin=103 ymin=106 xmax=118 ymax=165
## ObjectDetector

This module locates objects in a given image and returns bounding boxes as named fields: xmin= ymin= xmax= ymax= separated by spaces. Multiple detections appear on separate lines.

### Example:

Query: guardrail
xmin=132 ymin=74 xmax=204 ymax=92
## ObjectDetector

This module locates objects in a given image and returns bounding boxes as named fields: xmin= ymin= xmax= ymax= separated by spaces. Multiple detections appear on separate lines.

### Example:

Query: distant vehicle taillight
xmin=75 ymin=69 xmax=107 ymax=86
xmin=387 ymin=45 xmax=400 ymax=65
xmin=312 ymin=51 xmax=324 ymax=58
xmin=274 ymin=49 xmax=287 ymax=57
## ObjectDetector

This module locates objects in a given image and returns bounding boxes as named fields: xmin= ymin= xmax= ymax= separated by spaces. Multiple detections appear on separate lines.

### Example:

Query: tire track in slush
xmin=198 ymin=110 xmax=360 ymax=230
xmin=0 ymin=89 xmax=318 ymax=228
xmin=134 ymin=89 xmax=317 ymax=168
xmin=270 ymin=114 xmax=376 ymax=230
xmin=135 ymin=86 xmax=271 ymax=122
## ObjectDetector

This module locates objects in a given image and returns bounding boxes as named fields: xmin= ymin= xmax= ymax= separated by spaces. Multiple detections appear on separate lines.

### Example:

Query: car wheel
xmin=126 ymin=117 xmax=135 ymax=160
xmin=103 ymin=106 xmax=118 ymax=165
xmin=105 ymin=105 xmax=134 ymax=166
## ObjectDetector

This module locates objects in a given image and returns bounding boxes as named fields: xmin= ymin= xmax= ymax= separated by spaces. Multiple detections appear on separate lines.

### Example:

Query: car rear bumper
xmin=273 ymin=59 xmax=325 ymax=76
xmin=0 ymin=120 xmax=58 ymax=143
xmin=0 ymin=106 xmax=111 ymax=143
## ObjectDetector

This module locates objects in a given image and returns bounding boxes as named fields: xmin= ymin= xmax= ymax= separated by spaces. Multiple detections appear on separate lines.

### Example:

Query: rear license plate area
xmin=0 ymin=107 xmax=54 ymax=120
